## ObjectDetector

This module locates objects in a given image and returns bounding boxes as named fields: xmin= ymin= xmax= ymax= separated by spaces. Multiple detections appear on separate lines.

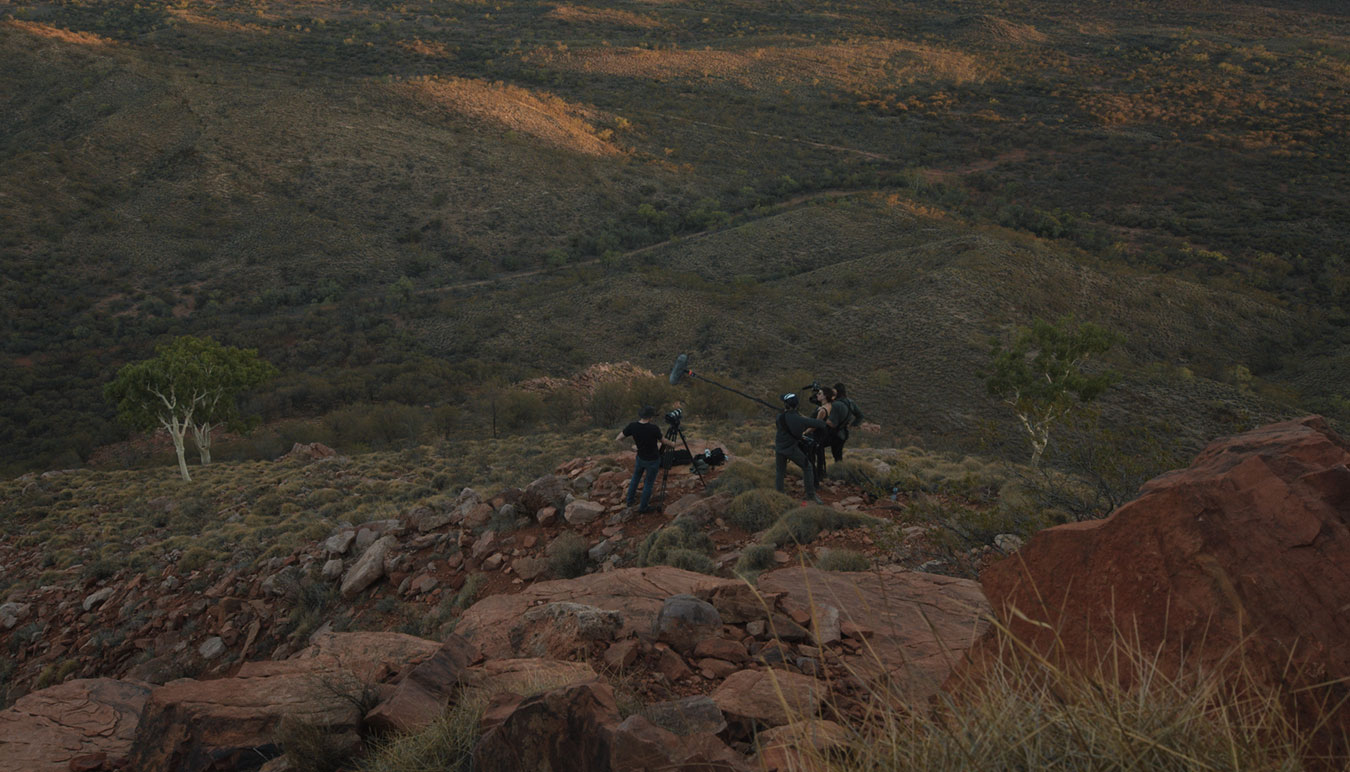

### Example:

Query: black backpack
xmin=840 ymin=397 xmax=864 ymax=427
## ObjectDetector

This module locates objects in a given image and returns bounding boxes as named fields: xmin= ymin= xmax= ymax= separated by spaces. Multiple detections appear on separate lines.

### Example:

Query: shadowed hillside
xmin=1 ymin=0 xmax=1348 ymax=474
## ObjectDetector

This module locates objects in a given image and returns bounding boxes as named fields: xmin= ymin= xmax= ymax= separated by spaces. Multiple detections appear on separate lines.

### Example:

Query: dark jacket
xmin=775 ymin=411 xmax=827 ymax=454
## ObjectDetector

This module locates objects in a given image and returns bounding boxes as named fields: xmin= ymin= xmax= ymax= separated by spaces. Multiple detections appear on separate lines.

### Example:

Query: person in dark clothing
xmin=616 ymin=405 xmax=673 ymax=513
xmin=827 ymin=382 xmax=853 ymax=462
xmin=808 ymin=386 xmax=836 ymax=480
xmin=775 ymin=393 xmax=827 ymax=505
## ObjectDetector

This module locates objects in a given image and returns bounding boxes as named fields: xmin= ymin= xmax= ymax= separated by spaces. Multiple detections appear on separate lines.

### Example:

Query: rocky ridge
xmin=5 ymin=418 xmax=1348 ymax=769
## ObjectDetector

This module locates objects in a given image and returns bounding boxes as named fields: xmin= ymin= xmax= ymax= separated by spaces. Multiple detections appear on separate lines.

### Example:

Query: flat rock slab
xmin=758 ymin=566 xmax=989 ymax=703
xmin=465 ymin=658 xmax=598 ymax=697
xmin=711 ymin=669 xmax=826 ymax=730
xmin=127 ymin=632 xmax=440 ymax=772
xmin=0 ymin=679 xmax=150 ymax=772
xmin=457 ymin=567 xmax=740 ymax=659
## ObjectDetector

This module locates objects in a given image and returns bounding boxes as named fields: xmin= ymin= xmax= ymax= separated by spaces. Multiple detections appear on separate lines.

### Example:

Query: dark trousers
xmin=829 ymin=430 xmax=847 ymax=462
xmin=774 ymin=446 xmax=817 ymax=499
xmin=627 ymin=456 xmax=661 ymax=510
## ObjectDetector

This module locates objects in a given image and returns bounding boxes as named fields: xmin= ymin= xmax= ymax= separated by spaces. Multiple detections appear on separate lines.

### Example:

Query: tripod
xmin=655 ymin=421 xmax=706 ymax=513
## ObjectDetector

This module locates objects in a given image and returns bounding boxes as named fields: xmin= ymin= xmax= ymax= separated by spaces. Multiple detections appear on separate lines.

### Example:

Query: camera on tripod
xmin=657 ymin=408 xmax=725 ymax=474
xmin=664 ymin=408 xmax=683 ymax=431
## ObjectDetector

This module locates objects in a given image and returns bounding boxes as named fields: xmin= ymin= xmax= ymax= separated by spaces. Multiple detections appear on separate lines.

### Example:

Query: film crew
xmin=775 ymin=393 xmax=827 ymax=505
xmin=616 ymin=405 xmax=673 ymax=513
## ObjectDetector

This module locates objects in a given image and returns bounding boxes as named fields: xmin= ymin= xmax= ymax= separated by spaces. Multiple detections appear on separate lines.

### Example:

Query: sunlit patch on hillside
xmin=6 ymin=20 xmax=112 ymax=46
xmin=165 ymin=8 xmax=270 ymax=34
xmin=526 ymin=39 xmax=985 ymax=91
xmin=395 ymin=76 xmax=624 ymax=157
xmin=547 ymin=5 xmax=662 ymax=29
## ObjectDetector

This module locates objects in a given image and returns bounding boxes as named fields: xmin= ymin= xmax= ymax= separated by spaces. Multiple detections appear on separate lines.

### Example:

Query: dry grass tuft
xmin=356 ymin=668 xmax=591 ymax=772
xmin=738 ymin=577 xmax=1332 ymax=772
xmin=825 ymin=632 xmax=1320 ymax=771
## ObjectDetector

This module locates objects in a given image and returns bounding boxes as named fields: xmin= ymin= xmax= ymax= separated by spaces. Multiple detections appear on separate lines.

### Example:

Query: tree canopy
xmin=105 ymin=336 xmax=277 ymax=480
xmin=985 ymin=316 xmax=1121 ymax=466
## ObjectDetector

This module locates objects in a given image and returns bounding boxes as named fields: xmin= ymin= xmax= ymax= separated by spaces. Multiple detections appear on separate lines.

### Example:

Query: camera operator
xmin=616 ymin=405 xmax=673 ymax=514
xmin=775 ymin=393 xmax=827 ymax=505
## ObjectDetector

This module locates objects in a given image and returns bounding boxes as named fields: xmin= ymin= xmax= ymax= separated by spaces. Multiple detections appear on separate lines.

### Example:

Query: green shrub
xmin=636 ymin=516 xmax=714 ymax=571
xmin=709 ymin=461 xmax=774 ymax=496
xmin=588 ymin=382 xmax=631 ymax=427
xmin=546 ymin=532 xmax=590 ymax=579
xmin=727 ymin=489 xmax=796 ymax=532
xmin=762 ymin=506 xmax=875 ymax=547
xmin=625 ymin=377 xmax=676 ymax=413
xmin=496 ymin=389 xmax=545 ymax=432
xmin=735 ymin=544 xmax=778 ymax=577
xmin=827 ymin=458 xmax=885 ymax=490
xmin=81 ymin=558 xmax=118 ymax=582
xmin=177 ymin=546 xmax=215 ymax=573
xmin=815 ymin=548 xmax=870 ymax=572
xmin=909 ymin=494 xmax=1051 ymax=548
xmin=664 ymin=548 xmax=715 ymax=574
xmin=452 ymin=573 xmax=487 ymax=610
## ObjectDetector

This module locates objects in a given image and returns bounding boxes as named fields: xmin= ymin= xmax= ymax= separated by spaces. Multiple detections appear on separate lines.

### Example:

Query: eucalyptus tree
xmin=105 ymin=336 xmax=277 ymax=480
xmin=985 ymin=316 xmax=1121 ymax=467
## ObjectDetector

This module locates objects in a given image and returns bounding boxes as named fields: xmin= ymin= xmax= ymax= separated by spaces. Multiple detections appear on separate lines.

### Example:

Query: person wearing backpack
xmin=774 ymin=392 xmax=827 ymax=505
xmin=829 ymin=383 xmax=864 ymax=462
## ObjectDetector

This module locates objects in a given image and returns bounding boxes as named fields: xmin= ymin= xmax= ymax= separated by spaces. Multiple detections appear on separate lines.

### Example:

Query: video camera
xmin=804 ymin=380 xmax=822 ymax=406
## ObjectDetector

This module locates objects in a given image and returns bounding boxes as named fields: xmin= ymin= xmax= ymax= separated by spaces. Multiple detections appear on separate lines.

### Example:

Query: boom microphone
xmin=663 ymin=351 xmax=779 ymax=412
xmin=668 ymin=353 xmax=690 ymax=386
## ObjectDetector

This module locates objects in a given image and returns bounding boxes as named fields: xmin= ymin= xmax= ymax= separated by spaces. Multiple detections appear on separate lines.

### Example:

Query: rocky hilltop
xmin=2 ymin=419 xmax=1349 ymax=770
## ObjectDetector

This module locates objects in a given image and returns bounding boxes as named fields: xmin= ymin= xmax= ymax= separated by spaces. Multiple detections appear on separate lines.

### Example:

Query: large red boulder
xmin=977 ymin=417 xmax=1350 ymax=742
xmin=758 ymin=566 xmax=990 ymax=702
xmin=364 ymin=635 xmax=479 ymax=735
xmin=0 ymin=679 xmax=150 ymax=772
xmin=473 ymin=681 xmax=619 ymax=772
xmin=126 ymin=632 xmax=440 ymax=772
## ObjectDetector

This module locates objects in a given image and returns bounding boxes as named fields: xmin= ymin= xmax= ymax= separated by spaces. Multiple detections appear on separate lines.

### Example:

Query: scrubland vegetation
xmin=1 ymin=0 xmax=1347 ymax=478
xmin=3 ymin=4 xmax=1347 ymax=764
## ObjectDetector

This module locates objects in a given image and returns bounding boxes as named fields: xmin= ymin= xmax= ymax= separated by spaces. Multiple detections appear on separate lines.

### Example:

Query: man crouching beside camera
xmin=774 ymin=393 xmax=827 ymax=505
xmin=615 ymin=405 xmax=675 ymax=513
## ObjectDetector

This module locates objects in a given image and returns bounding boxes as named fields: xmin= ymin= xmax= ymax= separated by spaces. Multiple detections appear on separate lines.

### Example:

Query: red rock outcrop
xmin=977 ymin=417 xmax=1350 ymax=743
xmin=0 ymin=679 xmax=150 ymax=772
xmin=473 ymin=680 xmax=620 ymax=772
xmin=474 ymin=680 xmax=747 ymax=772
xmin=364 ymin=635 xmax=479 ymax=735
xmin=126 ymin=632 xmax=439 ymax=772
xmin=758 ymin=566 xmax=990 ymax=701
xmin=455 ymin=567 xmax=739 ymax=659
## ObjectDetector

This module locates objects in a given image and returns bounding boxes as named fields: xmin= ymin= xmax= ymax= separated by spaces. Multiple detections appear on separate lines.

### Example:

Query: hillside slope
xmin=2 ymin=0 xmax=1348 ymax=473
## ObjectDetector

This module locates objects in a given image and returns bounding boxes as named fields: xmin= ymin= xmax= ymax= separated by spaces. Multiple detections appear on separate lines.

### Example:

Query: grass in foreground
xmin=797 ymin=624 xmax=1327 ymax=771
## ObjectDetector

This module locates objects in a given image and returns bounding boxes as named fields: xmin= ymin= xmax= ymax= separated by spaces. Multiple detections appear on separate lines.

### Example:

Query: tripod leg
xmin=656 ymin=463 xmax=671 ymax=513
xmin=676 ymin=428 xmax=706 ymax=489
